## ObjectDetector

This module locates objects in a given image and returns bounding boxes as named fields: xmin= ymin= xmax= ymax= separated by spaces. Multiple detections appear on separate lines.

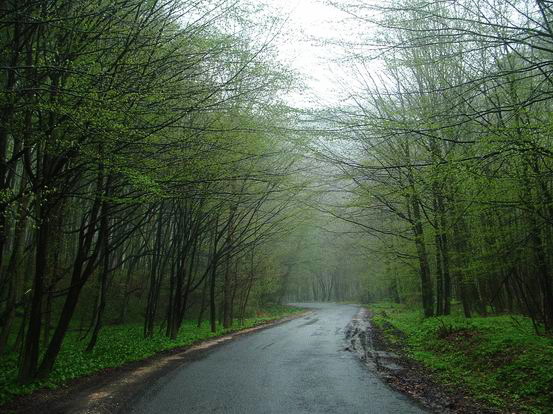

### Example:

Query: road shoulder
xmin=0 ymin=312 xmax=309 ymax=414
xmin=345 ymin=308 xmax=500 ymax=414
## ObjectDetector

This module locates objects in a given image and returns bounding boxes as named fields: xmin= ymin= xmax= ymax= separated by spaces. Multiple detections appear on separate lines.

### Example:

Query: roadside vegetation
xmin=0 ymin=0 xmax=313 ymax=396
xmin=370 ymin=303 xmax=553 ymax=413
xmin=311 ymin=2 xmax=553 ymax=410
xmin=318 ymin=0 xmax=553 ymax=333
xmin=0 ymin=305 xmax=303 ymax=405
xmin=3 ymin=0 xmax=553 ymax=411
xmin=316 ymin=3 xmax=553 ymax=409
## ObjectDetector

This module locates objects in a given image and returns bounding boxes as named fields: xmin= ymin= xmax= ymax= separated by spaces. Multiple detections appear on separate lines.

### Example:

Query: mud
xmin=345 ymin=308 xmax=503 ymax=414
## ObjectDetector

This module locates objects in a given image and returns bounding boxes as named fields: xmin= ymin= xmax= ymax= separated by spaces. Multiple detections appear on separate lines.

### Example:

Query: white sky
xmin=261 ymin=0 xmax=352 ymax=107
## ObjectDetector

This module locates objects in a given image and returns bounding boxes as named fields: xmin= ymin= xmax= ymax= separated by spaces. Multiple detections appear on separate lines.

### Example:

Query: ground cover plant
xmin=370 ymin=303 xmax=553 ymax=413
xmin=3 ymin=0 xmax=553 ymax=411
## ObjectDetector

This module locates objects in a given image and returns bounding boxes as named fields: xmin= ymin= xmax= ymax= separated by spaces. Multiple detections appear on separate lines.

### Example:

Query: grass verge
xmin=369 ymin=303 xmax=553 ymax=414
xmin=0 ymin=305 xmax=304 ymax=406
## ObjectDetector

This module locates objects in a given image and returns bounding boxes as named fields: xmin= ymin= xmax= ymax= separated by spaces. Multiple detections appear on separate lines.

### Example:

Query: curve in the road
xmin=129 ymin=303 xmax=426 ymax=414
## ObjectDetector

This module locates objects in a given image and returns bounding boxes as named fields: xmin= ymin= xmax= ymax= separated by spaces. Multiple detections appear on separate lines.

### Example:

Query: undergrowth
xmin=370 ymin=302 xmax=553 ymax=414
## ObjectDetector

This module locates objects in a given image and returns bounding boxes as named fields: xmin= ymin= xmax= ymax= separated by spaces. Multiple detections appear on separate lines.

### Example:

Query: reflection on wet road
xmin=129 ymin=303 xmax=426 ymax=414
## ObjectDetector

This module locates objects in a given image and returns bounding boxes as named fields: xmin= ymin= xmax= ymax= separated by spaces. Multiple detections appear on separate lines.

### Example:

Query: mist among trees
xmin=1 ymin=0 xmax=553 ymax=398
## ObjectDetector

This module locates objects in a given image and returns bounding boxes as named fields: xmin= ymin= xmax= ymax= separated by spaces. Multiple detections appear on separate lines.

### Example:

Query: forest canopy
xmin=2 ymin=0 xmax=553 ymax=401
xmin=0 ymin=0 xmax=305 ymax=384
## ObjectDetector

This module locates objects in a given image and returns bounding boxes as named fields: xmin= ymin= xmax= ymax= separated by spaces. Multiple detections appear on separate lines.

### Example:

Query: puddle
xmin=343 ymin=308 xmax=502 ymax=414
xmin=344 ymin=308 xmax=403 ymax=373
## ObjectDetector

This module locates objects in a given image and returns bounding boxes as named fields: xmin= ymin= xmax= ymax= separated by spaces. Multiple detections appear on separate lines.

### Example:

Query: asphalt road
xmin=129 ymin=303 xmax=426 ymax=414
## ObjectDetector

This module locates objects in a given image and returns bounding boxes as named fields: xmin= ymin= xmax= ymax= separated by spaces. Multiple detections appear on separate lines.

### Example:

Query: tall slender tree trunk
xmin=442 ymin=229 xmax=451 ymax=315
xmin=18 ymin=196 xmax=49 ymax=383
xmin=222 ymin=256 xmax=232 ymax=329
xmin=209 ymin=257 xmax=218 ymax=333
xmin=240 ymin=266 xmax=255 ymax=325
xmin=435 ymin=233 xmax=444 ymax=316
xmin=197 ymin=273 xmax=208 ymax=328
xmin=35 ymin=171 xmax=104 ymax=379
xmin=118 ymin=256 xmax=138 ymax=324
xmin=0 ymin=175 xmax=29 ymax=353
xmin=409 ymin=191 xmax=434 ymax=317
xmin=86 ymin=194 xmax=111 ymax=352
xmin=42 ymin=289 xmax=53 ymax=349
xmin=144 ymin=206 xmax=164 ymax=338
xmin=209 ymin=215 xmax=220 ymax=333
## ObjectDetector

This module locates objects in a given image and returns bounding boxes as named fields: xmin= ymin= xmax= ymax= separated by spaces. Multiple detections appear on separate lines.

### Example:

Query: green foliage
xmin=0 ymin=306 xmax=303 ymax=406
xmin=371 ymin=303 xmax=553 ymax=413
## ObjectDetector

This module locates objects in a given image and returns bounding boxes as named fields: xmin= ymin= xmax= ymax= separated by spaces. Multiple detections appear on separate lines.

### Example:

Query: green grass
xmin=370 ymin=303 xmax=553 ymax=414
xmin=0 ymin=305 xmax=304 ymax=406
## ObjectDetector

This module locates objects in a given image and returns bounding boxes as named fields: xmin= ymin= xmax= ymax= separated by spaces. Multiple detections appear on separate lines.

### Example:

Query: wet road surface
xmin=129 ymin=303 xmax=426 ymax=413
